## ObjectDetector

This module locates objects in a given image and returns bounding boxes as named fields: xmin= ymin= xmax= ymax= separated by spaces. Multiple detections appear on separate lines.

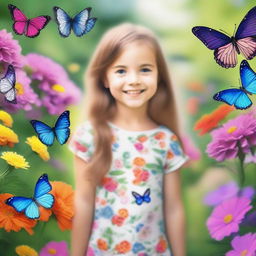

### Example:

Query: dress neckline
xmin=107 ymin=121 xmax=163 ymax=133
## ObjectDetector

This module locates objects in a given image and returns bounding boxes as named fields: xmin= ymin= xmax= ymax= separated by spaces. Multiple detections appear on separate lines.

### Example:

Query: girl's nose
xmin=127 ymin=72 xmax=141 ymax=85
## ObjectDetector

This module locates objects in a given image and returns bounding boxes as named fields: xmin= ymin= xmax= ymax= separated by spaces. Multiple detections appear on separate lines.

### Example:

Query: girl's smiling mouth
xmin=122 ymin=89 xmax=146 ymax=95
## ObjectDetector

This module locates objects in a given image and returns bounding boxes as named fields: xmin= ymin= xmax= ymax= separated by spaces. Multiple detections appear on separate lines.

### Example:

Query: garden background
xmin=0 ymin=0 xmax=256 ymax=255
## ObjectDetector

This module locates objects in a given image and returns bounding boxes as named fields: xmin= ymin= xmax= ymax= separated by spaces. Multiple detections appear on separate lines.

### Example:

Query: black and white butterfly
xmin=0 ymin=65 xmax=16 ymax=104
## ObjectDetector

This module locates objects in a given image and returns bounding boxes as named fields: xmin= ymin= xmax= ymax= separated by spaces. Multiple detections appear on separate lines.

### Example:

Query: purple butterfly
xmin=8 ymin=4 xmax=51 ymax=38
xmin=192 ymin=6 xmax=256 ymax=68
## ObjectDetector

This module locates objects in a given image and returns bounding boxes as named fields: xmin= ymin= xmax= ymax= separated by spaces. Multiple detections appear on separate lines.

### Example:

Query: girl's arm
xmin=163 ymin=168 xmax=186 ymax=256
xmin=71 ymin=156 xmax=97 ymax=256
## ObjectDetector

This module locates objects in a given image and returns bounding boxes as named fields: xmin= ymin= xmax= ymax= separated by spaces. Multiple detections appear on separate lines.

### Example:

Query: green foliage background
xmin=0 ymin=0 xmax=255 ymax=255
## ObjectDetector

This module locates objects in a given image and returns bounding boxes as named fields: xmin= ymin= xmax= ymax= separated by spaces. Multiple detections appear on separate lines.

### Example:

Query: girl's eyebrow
xmin=112 ymin=65 xmax=126 ymax=69
xmin=112 ymin=64 xmax=154 ymax=69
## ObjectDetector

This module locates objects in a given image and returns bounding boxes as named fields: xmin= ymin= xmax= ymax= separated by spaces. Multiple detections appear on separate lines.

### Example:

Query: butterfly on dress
xmin=30 ymin=110 xmax=70 ymax=146
xmin=8 ymin=4 xmax=51 ymax=38
xmin=53 ymin=6 xmax=97 ymax=38
xmin=132 ymin=188 xmax=151 ymax=205
xmin=5 ymin=174 xmax=54 ymax=219
xmin=213 ymin=60 xmax=256 ymax=109
xmin=192 ymin=6 xmax=256 ymax=68
xmin=0 ymin=65 xmax=16 ymax=104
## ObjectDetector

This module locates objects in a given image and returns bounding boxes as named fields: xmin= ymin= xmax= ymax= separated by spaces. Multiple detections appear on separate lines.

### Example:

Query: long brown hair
xmin=83 ymin=23 xmax=182 ymax=186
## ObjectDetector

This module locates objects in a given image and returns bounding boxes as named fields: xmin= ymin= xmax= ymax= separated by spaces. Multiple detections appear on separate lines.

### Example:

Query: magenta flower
xmin=207 ymin=197 xmax=252 ymax=241
xmin=225 ymin=233 xmax=256 ymax=256
xmin=1 ymin=69 xmax=41 ymax=112
xmin=26 ymin=53 xmax=81 ymax=114
xmin=204 ymin=182 xmax=255 ymax=206
xmin=181 ymin=134 xmax=201 ymax=161
xmin=0 ymin=29 xmax=25 ymax=68
xmin=206 ymin=112 xmax=256 ymax=161
xmin=39 ymin=241 xmax=69 ymax=256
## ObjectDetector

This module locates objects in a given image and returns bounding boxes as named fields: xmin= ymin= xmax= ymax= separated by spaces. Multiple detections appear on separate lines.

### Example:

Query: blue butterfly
xmin=53 ymin=6 xmax=97 ymax=37
xmin=132 ymin=188 xmax=151 ymax=205
xmin=30 ymin=110 xmax=70 ymax=146
xmin=0 ymin=65 xmax=16 ymax=104
xmin=213 ymin=60 xmax=256 ymax=109
xmin=5 ymin=174 xmax=54 ymax=219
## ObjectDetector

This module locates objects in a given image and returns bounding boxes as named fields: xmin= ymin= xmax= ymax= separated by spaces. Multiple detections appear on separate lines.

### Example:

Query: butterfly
xmin=53 ymin=6 xmax=97 ymax=37
xmin=6 ymin=174 xmax=54 ymax=219
xmin=0 ymin=65 xmax=16 ymax=104
xmin=30 ymin=110 xmax=70 ymax=146
xmin=132 ymin=188 xmax=151 ymax=205
xmin=8 ymin=4 xmax=51 ymax=38
xmin=213 ymin=60 xmax=256 ymax=109
xmin=192 ymin=6 xmax=256 ymax=68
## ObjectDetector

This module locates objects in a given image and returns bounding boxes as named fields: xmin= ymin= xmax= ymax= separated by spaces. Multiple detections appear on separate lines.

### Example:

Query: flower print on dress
xmin=111 ymin=208 xmax=129 ymax=227
xmin=100 ymin=206 xmax=114 ymax=219
xmin=114 ymin=240 xmax=132 ymax=254
xmin=101 ymin=177 xmax=118 ymax=192
xmin=132 ymin=167 xmax=150 ymax=185
xmin=138 ymin=225 xmax=152 ymax=240
xmin=155 ymin=236 xmax=168 ymax=254
xmin=132 ymin=242 xmax=145 ymax=254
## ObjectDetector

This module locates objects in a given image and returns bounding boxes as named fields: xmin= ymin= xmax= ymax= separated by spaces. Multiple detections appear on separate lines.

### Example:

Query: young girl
xmin=69 ymin=23 xmax=189 ymax=256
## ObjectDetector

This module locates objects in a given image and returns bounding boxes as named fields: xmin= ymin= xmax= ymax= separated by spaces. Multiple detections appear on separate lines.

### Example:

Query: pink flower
xmin=181 ymin=134 xmax=201 ymax=161
xmin=0 ymin=29 xmax=25 ymax=68
xmin=114 ymin=159 xmax=123 ymax=169
xmin=207 ymin=197 xmax=252 ymax=241
xmin=206 ymin=112 xmax=256 ymax=161
xmin=140 ymin=171 xmax=149 ymax=181
xmin=74 ymin=141 xmax=88 ymax=152
xmin=102 ymin=177 xmax=118 ymax=192
xmin=225 ymin=233 xmax=256 ymax=256
xmin=39 ymin=241 xmax=69 ymax=256
xmin=26 ymin=53 xmax=81 ymax=114
xmin=86 ymin=247 xmax=95 ymax=256
xmin=135 ymin=143 xmax=143 ymax=151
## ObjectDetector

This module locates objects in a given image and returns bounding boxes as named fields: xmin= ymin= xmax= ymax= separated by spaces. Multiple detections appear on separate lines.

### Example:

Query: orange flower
xmin=154 ymin=132 xmax=165 ymax=140
xmin=167 ymin=150 xmax=174 ymax=159
xmin=194 ymin=104 xmax=234 ymax=135
xmin=133 ymin=168 xmax=143 ymax=177
xmin=137 ymin=135 xmax=148 ymax=143
xmin=115 ymin=241 xmax=131 ymax=254
xmin=97 ymin=238 xmax=108 ymax=251
xmin=50 ymin=181 xmax=74 ymax=231
xmin=0 ymin=193 xmax=37 ymax=234
xmin=118 ymin=209 xmax=129 ymax=218
xmin=111 ymin=215 xmax=125 ymax=226
xmin=132 ymin=179 xmax=141 ymax=185
xmin=133 ymin=157 xmax=146 ymax=167
xmin=38 ymin=207 xmax=52 ymax=222
xmin=155 ymin=236 xmax=168 ymax=253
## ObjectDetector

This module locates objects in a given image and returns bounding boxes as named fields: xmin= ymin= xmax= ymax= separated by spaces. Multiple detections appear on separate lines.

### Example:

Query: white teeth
xmin=124 ymin=90 xmax=144 ymax=94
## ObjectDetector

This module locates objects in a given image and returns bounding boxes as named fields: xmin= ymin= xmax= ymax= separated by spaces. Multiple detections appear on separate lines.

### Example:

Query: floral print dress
xmin=69 ymin=121 xmax=188 ymax=256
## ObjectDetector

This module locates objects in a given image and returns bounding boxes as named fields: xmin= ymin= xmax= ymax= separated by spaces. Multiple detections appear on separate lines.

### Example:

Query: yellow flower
xmin=51 ymin=84 xmax=65 ymax=93
xmin=26 ymin=136 xmax=50 ymax=161
xmin=67 ymin=63 xmax=80 ymax=73
xmin=0 ymin=125 xmax=19 ymax=147
xmin=1 ymin=152 xmax=30 ymax=169
xmin=15 ymin=245 xmax=38 ymax=256
xmin=0 ymin=111 xmax=13 ymax=127
xmin=15 ymin=83 xmax=24 ymax=95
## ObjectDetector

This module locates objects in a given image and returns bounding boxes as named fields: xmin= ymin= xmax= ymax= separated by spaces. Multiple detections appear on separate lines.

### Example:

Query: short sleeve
xmin=164 ymin=132 xmax=189 ymax=174
xmin=68 ymin=121 xmax=95 ymax=162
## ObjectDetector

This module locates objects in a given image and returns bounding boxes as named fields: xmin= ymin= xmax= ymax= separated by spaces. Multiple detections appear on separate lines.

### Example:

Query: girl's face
xmin=104 ymin=41 xmax=158 ymax=111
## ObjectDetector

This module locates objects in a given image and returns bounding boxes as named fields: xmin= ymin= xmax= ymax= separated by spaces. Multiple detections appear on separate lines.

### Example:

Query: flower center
xmin=240 ymin=250 xmax=248 ymax=256
xmin=15 ymin=83 xmax=24 ymax=95
xmin=227 ymin=126 xmax=237 ymax=133
xmin=224 ymin=214 xmax=233 ymax=223
xmin=47 ymin=248 xmax=57 ymax=255
xmin=51 ymin=84 xmax=65 ymax=93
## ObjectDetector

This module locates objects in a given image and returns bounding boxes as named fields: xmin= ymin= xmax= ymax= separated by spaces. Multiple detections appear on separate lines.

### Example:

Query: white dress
xmin=69 ymin=121 xmax=188 ymax=256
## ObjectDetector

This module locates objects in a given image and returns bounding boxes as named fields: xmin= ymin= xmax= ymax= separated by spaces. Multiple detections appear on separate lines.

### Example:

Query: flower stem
xmin=0 ymin=166 xmax=11 ymax=179
xmin=237 ymin=150 xmax=245 ymax=187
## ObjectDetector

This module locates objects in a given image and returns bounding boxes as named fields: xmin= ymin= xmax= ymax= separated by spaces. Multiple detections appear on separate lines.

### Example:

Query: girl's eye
xmin=141 ymin=68 xmax=151 ymax=72
xmin=116 ymin=69 xmax=126 ymax=74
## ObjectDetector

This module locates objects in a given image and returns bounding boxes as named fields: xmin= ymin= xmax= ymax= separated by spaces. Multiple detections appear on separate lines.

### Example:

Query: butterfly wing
xmin=34 ymin=174 xmax=54 ymax=209
xmin=30 ymin=120 xmax=55 ymax=146
xmin=85 ymin=18 xmax=97 ymax=34
xmin=26 ymin=16 xmax=51 ymax=38
xmin=132 ymin=191 xmax=143 ymax=205
xmin=142 ymin=188 xmax=151 ymax=203
xmin=72 ymin=8 xmax=90 ymax=37
xmin=54 ymin=110 xmax=70 ymax=145
xmin=53 ymin=6 xmax=72 ymax=37
xmin=213 ymin=88 xmax=252 ymax=110
xmin=24 ymin=201 xmax=40 ymax=219
xmin=192 ymin=26 xmax=236 ymax=68
xmin=0 ymin=65 xmax=16 ymax=104
xmin=240 ymin=60 xmax=256 ymax=94
xmin=8 ymin=4 xmax=27 ymax=35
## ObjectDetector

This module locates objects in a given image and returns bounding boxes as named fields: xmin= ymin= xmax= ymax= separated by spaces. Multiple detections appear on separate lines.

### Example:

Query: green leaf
xmin=109 ymin=170 xmax=125 ymax=176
